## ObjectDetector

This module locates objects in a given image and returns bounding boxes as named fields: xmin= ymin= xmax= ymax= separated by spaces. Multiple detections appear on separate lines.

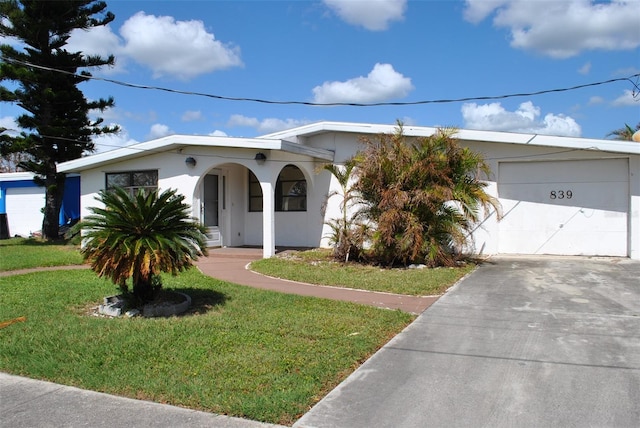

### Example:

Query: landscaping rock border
xmin=97 ymin=292 xmax=191 ymax=318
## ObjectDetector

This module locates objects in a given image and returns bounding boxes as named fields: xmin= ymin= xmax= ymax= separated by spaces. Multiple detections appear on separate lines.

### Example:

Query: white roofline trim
xmin=261 ymin=121 xmax=640 ymax=156
xmin=0 ymin=172 xmax=80 ymax=181
xmin=58 ymin=134 xmax=334 ymax=172
xmin=0 ymin=172 xmax=37 ymax=181
xmin=57 ymin=122 xmax=639 ymax=173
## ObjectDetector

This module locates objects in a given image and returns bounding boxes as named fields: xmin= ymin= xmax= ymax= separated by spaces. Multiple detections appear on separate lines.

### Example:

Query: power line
xmin=3 ymin=56 xmax=639 ymax=107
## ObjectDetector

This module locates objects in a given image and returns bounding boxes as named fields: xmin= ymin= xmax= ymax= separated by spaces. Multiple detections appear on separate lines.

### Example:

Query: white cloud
xmin=611 ymin=89 xmax=640 ymax=107
xmin=227 ymin=114 xmax=260 ymax=128
xmin=578 ymin=62 xmax=591 ymax=75
xmin=463 ymin=0 xmax=640 ymax=58
xmin=92 ymin=126 xmax=139 ymax=153
xmin=208 ymin=130 xmax=228 ymax=136
xmin=312 ymin=63 xmax=413 ymax=104
xmin=147 ymin=123 xmax=174 ymax=140
xmin=67 ymin=25 xmax=125 ymax=74
xmin=119 ymin=12 xmax=242 ymax=80
xmin=66 ymin=12 xmax=243 ymax=80
xmin=0 ymin=116 xmax=19 ymax=135
xmin=613 ymin=66 xmax=640 ymax=77
xmin=181 ymin=110 xmax=203 ymax=122
xmin=588 ymin=96 xmax=605 ymax=105
xmin=323 ymin=0 xmax=407 ymax=31
xmin=461 ymin=101 xmax=582 ymax=137
xmin=227 ymin=115 xmax=311 ymax=133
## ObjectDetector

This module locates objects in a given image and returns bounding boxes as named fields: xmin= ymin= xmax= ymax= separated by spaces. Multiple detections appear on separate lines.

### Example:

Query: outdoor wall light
xmin=255 ymin=152 xmax=267 ymax=165
xmin=185 ymin=156 xmax=197 ymax=167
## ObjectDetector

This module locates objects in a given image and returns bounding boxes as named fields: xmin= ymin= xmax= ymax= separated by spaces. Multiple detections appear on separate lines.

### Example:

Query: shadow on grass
xmin=170 ymin=287 xmax=229 ymax=316
xmin=0 ymin=237 xmax=71 ymax=246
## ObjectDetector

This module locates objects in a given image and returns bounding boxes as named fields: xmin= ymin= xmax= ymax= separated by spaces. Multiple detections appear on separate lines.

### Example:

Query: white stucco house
xmin=57 ymin=121 xmax=640 ymax=260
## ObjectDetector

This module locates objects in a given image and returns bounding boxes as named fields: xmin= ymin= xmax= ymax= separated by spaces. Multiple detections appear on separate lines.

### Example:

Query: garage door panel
xmin=498 ymin=159 xmax=628 ymax=257
xmin=499 ymin=180 xmax=628 ymax=212
xmin=499 ymin=159 xmax=629 ymax=184
xmin=6 ymin=187 xmax=44 ymax=237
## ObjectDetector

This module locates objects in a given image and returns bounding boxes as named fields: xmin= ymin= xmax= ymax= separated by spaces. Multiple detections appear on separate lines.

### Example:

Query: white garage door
xmin=498 ymin=159 xmax=628 ymax=257
xmin=6 ymin=187 xmax=45 ymax=237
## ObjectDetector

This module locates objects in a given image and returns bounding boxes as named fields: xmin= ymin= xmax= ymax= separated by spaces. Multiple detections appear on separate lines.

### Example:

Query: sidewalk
xmin=196 ymin=248 xmax=439 ymax=314
xmin=0 ymin=372 xmax=285 ymax=428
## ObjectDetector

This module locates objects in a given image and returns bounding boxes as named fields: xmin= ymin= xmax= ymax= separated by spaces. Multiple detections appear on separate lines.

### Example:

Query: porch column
xmin=629 ymin=156 xmax=640 ymax=260
xmin=261 ymin=181 xmax=276 ymax=258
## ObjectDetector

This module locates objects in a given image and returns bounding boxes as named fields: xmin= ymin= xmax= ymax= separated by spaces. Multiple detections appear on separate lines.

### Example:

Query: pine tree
xmin=0 ymin=0 xmax=119 ymax=239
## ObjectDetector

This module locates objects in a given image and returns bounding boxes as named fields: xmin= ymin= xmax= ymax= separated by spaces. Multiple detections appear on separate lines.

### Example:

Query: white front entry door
xmin=202 ymin=171 xmax=226 ymax=247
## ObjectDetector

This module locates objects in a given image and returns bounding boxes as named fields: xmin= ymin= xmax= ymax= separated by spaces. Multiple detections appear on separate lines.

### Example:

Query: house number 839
xmin=550 ymin=190 xmax=572 ymax=199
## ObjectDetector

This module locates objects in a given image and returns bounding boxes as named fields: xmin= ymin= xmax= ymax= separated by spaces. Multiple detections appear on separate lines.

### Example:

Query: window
xmin=248 ymin=165 xmax=307 ymax=212
xmin=248 ymin=170 xmax=263 ymax=212
xmin=106 ymin=170 xmax=158 ymax=196
xmin=276 ymin=165 xmax=306 ymax=212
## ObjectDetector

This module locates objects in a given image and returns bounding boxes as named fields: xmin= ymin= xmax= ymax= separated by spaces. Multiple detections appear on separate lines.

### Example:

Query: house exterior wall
xmin=75 ymin=146 xmax=329 ymax=250
xmin=300 ymin=132 xmax=640 ymax=260
xmin=68 ymin=126 xmax=639 ymax=260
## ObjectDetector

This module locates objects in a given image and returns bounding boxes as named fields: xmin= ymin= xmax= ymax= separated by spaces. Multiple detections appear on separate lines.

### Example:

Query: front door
xmin=203 ymin=172 xmax=224 ymax=247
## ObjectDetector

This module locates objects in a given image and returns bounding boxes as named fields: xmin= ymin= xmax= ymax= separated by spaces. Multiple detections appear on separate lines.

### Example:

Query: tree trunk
xmin=41 ymin=167 xmax=66 ymax=240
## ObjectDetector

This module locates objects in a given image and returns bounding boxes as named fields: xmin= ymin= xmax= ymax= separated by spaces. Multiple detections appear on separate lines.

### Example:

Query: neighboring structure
xmin=0 ymin=172 xmax=80 ymax=238
xmin=57 ymin=122 xmax=640 ymax=260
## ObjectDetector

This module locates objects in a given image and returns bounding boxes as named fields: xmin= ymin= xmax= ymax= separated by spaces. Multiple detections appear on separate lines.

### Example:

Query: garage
xmin=497 ymin=158 xmax=629 ymax=257
xmin=5 ymin=186 xmax=44 ymax=237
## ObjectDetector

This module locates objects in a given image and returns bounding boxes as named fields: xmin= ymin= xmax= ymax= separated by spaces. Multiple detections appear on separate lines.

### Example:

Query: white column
xmin=261 ymin=180 xmax=276 ymax=258
xmin=629 ymin=156 xmax=639 ymax=260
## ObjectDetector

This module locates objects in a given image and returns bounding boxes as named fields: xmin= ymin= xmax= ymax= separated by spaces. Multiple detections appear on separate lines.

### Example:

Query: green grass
xmin=251 ymin=249 xmax=476 ymax=296
xmin=0 ymin=238 xmax=84 ymax=271
xmin=0 ymin=268 xmax=413 ymax=425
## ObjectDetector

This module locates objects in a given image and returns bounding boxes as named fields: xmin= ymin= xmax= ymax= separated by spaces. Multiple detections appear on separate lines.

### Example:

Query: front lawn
xmin=0 ymin=237 xmax=83 ymax=271
xmin=251 ymin=249 xmax=476 ymax=296
xmin=0 ymin=268 xmax=413 ymax=425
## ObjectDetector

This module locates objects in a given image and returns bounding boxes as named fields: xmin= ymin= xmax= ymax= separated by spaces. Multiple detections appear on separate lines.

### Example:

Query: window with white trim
xmin=106 ymin=170 xmax=158 ymax=196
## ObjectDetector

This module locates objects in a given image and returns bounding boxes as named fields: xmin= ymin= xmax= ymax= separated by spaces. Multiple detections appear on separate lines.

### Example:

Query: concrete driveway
xmin=295 ymin=256 xmax=640 ymax=428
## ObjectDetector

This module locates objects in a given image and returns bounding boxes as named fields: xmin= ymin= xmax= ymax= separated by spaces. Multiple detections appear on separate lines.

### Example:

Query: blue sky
xmin=1 ymin=0 xmax=639 ymax=152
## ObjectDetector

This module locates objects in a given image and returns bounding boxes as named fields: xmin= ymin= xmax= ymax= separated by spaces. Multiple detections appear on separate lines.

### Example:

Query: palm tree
xmin=607 ymin=123 xmax=640 ymax=141
xmin=354 ymin=123 xmax=500 ymax=267
xmin=323 ymin=160 xmax=370 ymax=262
xmin=79 ymin=187 xmax=208 ymax=303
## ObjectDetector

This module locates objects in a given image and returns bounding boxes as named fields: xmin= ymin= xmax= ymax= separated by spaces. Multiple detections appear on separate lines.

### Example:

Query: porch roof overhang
xmin=58 ymin=135 xmax=334 ymax=173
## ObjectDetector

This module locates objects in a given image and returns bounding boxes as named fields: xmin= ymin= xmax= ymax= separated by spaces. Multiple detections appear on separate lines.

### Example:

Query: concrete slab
xmin=0 ymin=373 xmax=285 ymax=428
xmin=295 ymin=256 xmax=640 ymax=428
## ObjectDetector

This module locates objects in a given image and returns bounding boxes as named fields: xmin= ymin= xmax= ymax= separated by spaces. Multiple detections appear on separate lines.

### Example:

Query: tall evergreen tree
xmin=0 ymin=0 xmax=118 ymax=239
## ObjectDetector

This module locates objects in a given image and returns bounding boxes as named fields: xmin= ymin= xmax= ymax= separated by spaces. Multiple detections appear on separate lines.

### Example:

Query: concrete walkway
xmin=196 ymin=248 xmax=439 ymax=314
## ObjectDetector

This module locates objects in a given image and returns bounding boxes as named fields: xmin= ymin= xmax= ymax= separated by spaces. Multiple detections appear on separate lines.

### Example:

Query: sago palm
xmin=79 ymin=186 xmax=208 ymax=303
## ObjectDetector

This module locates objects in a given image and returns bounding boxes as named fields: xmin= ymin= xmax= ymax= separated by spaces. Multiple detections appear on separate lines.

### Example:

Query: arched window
xmin=276 ymin=165 xmax=306 ymax=212
xmin=247 ymin=165 xmax=307 ymax=212
xmin=248 ymin=170 xmax=263 ymax=212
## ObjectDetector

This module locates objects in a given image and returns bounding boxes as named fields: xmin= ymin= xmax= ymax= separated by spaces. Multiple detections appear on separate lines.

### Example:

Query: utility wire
xmin=3 ymin=56 xmax=639 ymax=107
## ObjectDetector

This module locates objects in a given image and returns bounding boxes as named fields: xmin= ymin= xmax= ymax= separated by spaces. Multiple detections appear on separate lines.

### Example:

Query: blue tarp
xmin=60 ymin=176 xmax=80 ymax=225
